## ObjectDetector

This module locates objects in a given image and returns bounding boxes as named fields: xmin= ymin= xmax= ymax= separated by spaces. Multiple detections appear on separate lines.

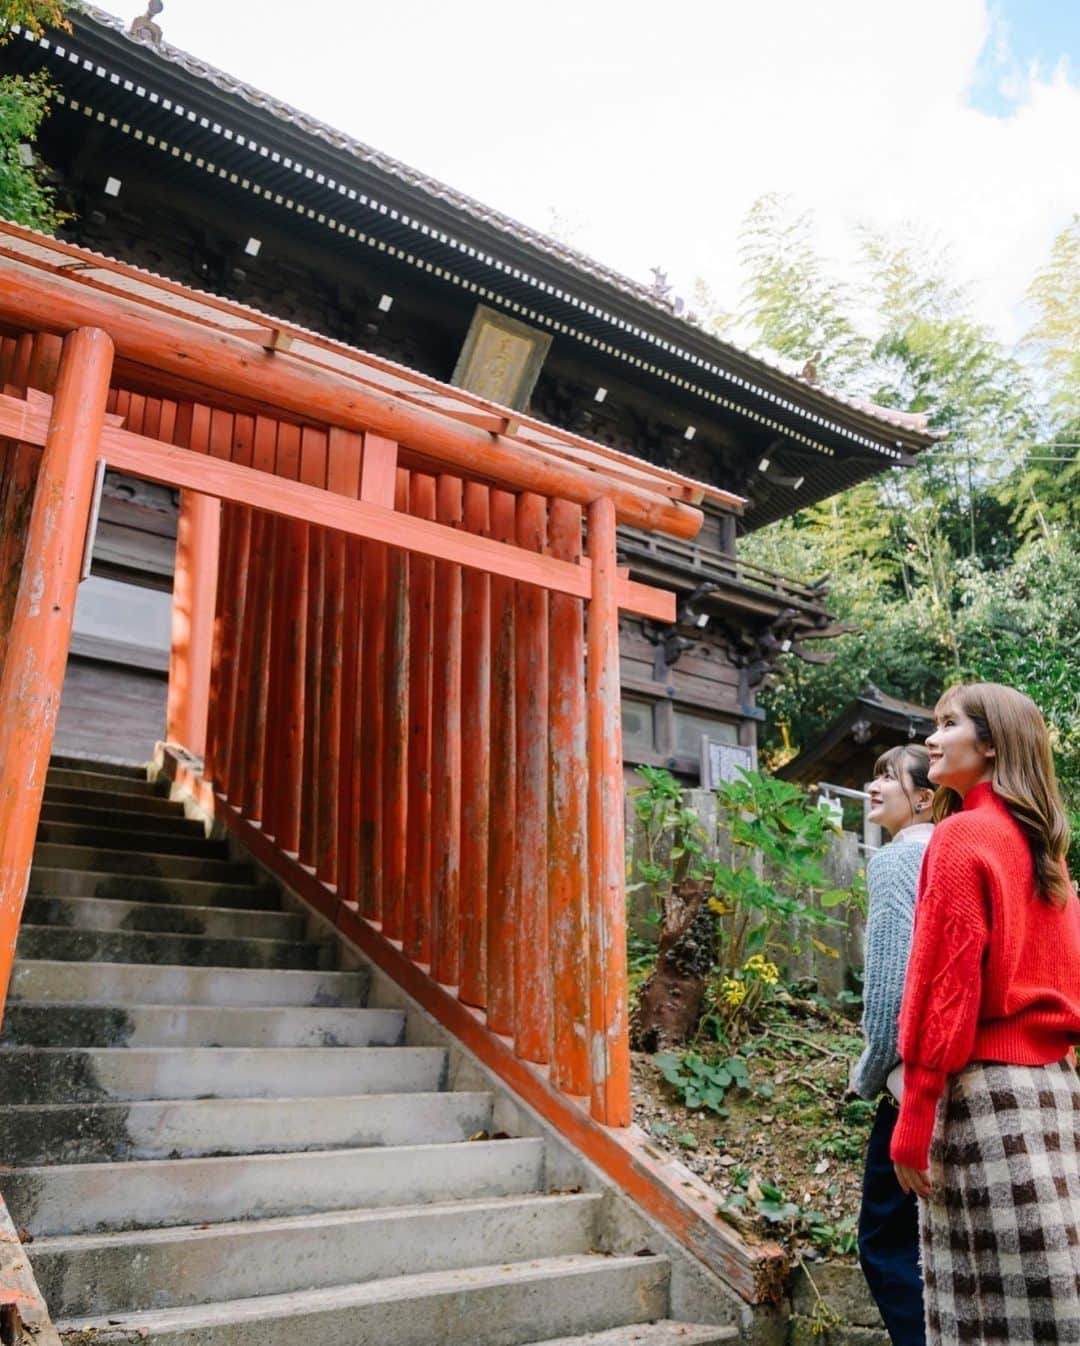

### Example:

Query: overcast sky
xmin=100 ymin=1 xmax=1079 ymax=347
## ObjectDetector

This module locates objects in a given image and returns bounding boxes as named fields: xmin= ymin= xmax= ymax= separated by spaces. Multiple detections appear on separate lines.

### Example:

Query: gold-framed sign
xmin=451 ymin=304 xmax=553 ymax=412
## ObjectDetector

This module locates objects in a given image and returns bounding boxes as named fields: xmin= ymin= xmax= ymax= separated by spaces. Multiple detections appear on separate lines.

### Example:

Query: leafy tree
xmin=0 ymin=1 xmax=70 ymax=38
xmin=738 ymin=193 xmax=870 ymax=391
xmin=0 ymin=1 xmax=71 ymax=233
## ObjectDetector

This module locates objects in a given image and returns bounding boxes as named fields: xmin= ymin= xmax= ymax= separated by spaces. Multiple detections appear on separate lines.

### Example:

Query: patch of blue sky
xmin=970 ymin=1 xmax=1080 ymax=117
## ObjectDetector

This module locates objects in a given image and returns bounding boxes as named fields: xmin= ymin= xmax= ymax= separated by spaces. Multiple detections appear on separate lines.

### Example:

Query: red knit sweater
xmin=890 ymin=781 xmax=1080 ymax=1171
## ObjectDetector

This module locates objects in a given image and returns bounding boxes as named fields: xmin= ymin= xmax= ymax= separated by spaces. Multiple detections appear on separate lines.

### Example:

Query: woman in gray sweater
xmin=853 ymin=744 xmax=934 ymax=1346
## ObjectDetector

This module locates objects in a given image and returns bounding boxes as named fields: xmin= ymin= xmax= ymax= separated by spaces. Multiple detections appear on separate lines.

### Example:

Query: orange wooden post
xmin=271 ymin=422 xmax=307 ymax=853
xmin=221 ymin=413 xmax=252 ymax=805
xmin=458 ymin=483 xmax=491 ymax=1009
xmin=240 ymin=417 xmax=280 ymax=824
xmin=404 ymin=472 xmax=436 ymax=963
xmin=299 ymin=528 xmax=325 ymax=865
xmin=430 ymin=474 xmax=463 ymax=987
xmin=547 ymin=499 xmax=590 ymax=1095
xmin=298 ymin=427 xmax=329 ymax=867
xmin=486 ymin=489 xmax=517 ymax=1037
xmin=0 ymin=327 xmax=114 ymax=1025
xmin=354 ymin=433 xmax=398 ymax=919
xmin=337 ymin=530 xmax=364 ymax=907
xmin=380 ymin=469 xmax=411 ymax=941
xmin=166 ymin=490 xmax=221 ymax=757
xmin=586 ymin=495 xmax=631 ymax=1126
xmin=513 ymin=492 xmax=551 ymax=1063
xmin=318 ymin=427 xmax=361 ymax=890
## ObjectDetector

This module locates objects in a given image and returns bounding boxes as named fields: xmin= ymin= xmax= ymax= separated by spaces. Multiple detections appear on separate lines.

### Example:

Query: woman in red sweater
xmin=892 ymin=682 xmax=1080 ymax=1345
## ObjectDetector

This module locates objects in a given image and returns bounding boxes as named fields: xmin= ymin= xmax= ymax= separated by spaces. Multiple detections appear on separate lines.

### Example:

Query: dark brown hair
xmin=933 ymin=682 xmax=1072 ymax=907
xmin=873 ymin=744 xmax=933 ymax=815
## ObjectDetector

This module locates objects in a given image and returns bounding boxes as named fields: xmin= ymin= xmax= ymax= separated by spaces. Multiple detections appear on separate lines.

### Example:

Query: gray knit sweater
xmin=852 ymin=826 xmax=933 ymax=1100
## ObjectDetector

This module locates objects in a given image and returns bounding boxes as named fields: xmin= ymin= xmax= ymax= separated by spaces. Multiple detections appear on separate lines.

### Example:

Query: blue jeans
xmin=858 ymin=1096 xmax=926 ymax=1346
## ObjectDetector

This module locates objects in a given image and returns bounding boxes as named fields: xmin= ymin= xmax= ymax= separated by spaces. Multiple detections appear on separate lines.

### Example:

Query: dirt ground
xmin=630 ymin=1000 xmax=875 ymax=1260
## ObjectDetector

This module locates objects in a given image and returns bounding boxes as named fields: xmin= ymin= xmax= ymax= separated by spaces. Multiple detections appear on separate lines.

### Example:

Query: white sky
xmin=100 ymin=1 xmax=1080 ymax=346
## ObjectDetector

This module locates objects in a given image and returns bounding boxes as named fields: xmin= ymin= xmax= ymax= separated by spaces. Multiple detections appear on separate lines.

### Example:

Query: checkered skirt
xmin=921 ymin=1059 xmax=1080 ymax=1345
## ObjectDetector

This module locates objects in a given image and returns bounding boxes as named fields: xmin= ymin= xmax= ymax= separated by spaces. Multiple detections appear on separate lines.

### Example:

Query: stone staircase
xmin=0 ymin=757 xmax=736 ymax=1346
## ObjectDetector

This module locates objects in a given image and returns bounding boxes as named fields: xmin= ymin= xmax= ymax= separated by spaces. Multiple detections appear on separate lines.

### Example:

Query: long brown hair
xmin=932 ymin=682 xmax=1072 ymax=906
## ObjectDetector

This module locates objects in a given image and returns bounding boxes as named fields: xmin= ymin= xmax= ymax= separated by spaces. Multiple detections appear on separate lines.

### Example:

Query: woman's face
xmin=866 ymin=756 xmax=928 ymax=837
xmin=926 ymin=704 xmax=995 ymax=796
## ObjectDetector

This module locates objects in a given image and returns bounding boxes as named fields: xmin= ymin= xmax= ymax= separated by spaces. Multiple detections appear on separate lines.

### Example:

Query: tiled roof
xmin=76 ymin=4 xmax=936 ymax=449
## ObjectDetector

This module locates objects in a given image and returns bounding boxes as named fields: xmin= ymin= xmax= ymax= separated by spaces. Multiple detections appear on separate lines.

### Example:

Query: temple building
xmin=1 ymin=4 xmax=935 ymax=774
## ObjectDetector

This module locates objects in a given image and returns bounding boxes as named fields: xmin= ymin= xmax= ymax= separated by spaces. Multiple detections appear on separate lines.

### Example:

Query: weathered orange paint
xmin=0 ymin=328 xmax=114 ymax=1025
xmin=586 ymin=496 xmax=631 ymax=1126
xmin=458 ymin=481 xmax=491 ymax=1010
xmin=430 ymin=474 xmax=463 ymax=988
xmin=239 ymin=418 xmax=280 ymax=824
xmin=547 ymin=498 xmax=590 ymax=1096
xmin=404 ymin=472 xmax=436 ymax=964
xmin=356 ymin=537 xmax=390 ymax=914
xmin=380 ymin=471 xmax=411 ymax=940
xmin=158 ymin=743 xmax=787 ymax=1308
xmin=166 ymin=490 xmax=221 ymax=758
xmin=297 ymin=427 xmax=329 ymax=867
xmin=486 ymin=488 xmax=517 ymax=1037
xmin=0 ymin=264 xmax=704 ymax=539
xmin=513 ymin=492 xmax=551 ymax=1064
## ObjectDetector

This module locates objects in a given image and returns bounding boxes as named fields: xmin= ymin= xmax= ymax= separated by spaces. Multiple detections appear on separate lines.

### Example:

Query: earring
xmin=914 ymin=804 xmax=924 ymax=814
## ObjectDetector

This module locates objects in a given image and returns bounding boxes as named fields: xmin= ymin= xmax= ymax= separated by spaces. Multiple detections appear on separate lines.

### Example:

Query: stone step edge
xmin=4 ymin=998 xmax=385 ymax=1016
xmin=10 ymin=957 xmax=365 ymax=981
xmin=31 ymin=1191 xmax=601 ymax=1253
xmin=55 ymin=1253 xmax=666 ymax=1334
xmin=15 ymin=923 xmax=323 ymax=954
xmin=15 ymin=1135 xmax=543 ymax=1182
xmin=0 ymin=1088 xmax=491 ymax=1116
xmin=20 ymin=894 xmax=299 ymax=925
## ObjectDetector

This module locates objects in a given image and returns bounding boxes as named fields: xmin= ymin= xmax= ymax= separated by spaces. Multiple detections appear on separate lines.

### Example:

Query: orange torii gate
xmin=0 ymin=224 xmax=726 ymax=1134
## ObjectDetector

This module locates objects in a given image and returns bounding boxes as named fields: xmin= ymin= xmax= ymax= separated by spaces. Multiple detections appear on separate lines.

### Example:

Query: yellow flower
xmin=719 ymin=978 xmax=747 ymax=1008
xmin=743 ymin=954 xmax=779 ymax=986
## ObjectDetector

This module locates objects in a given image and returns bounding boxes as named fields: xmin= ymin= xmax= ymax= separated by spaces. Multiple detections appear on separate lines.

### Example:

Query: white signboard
xmin=701 ymin=739 xmax=756 ymax=790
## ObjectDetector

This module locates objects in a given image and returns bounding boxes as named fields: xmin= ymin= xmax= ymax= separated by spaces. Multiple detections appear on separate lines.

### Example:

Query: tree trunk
xmin=630 ymin=879 xmax=716 ymax=1052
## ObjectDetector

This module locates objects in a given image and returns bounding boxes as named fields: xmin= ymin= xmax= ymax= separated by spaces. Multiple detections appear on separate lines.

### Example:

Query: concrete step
xmin=35 ymin=819 xmax=228 ymax=857
xmin=14 ymin=924 xmax=329 ymax=971
xmin=528 ymin=1326 xmax=737 ymax=1346
xmin=39 ymin=800 xmax=205 ymax=837
xmin=6 ymin=1137 xmax=546 ymax=1235
xmin=1 ymin=1001 xmax=401 ymax=1049
xmin=1 ymin=1044 xmax=446 ymax=1103
xmin=43 ymin=784 xmax=184 ymax=817
xmin=28 ymin=866 xmax=278 ymax=909
xmin=21 ymin=894 xmax=303 ymax=942
xmin=7 ymin=960 xmax=370 ymax=1009
xmin=0 ymin=1089 xmax=494 ymax=1164
xmin=33 ymin=842 xmax=252 ymax=883
xmin=50 ymin=755 xmax=153 ymax=781
xmin=46 ymin=767 xmax=166 ymax=796
xmin=31 ymin=1193 xmax=601 ymax=1316
xmin=51 ymin=1254 xmax=668 ymax=1346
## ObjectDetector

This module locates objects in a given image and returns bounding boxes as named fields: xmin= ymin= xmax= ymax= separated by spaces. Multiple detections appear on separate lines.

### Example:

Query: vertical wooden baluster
xmin=318 ymin=427 xmax=362 ymax=892
xmin=404 ymin=472 xmax=436 ymax=964
xmin=338 ymin=530 xmax=363 ymax=909
xmin=354 ymin=434 xmax=397 ymax=920
xmin=458 ymin=482 xmax=491 ymax=1009
xmin=513 ymin=492 xmax=551 ymax=1063
xmin=380 ymin=469 xmax=410 ymax=941
xmin=273 ymin=422 xmax=307 ymax=853
xmin=587 ymin=495 xmax=630 ymax=1126
xmin=486 ymin=489 xmax=517 ymax=1037
xmin=430 ymin=474 xmax=463 ymax=987
xmin=240 ymin=417 xmax=280 ymax=824
xmin=219 ymin=412 xmax=251 ymax=806
xmin=547 ymin=499 xmax=590 ymax=1095
xmin=261 ymin=421 xmax=302 ymax=843
xmin=298 ymin=427 xmax=329 ymax=867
